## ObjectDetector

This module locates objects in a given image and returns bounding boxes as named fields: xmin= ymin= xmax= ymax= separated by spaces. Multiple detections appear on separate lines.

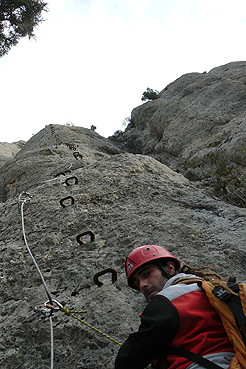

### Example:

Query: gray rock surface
xmin=1 ymin=122 xmax=245 ymax=368
xmin=0 ymin=141 xmax=25 ymax=168
xmin=110 ymin=61 xmax=246 ymax=207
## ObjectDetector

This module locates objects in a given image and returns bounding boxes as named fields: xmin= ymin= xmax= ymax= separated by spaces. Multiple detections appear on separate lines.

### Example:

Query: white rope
xmin=24 ymin=177 xmax=59 ymax=193
xmin=50 ymin=317 xmax=54 ymax=369
xmin=19 ymin=194 xmax=53 ymax=302
xmin=24 ymin=147 xmax=73 ymax=193
xmin=15 ymin=129 xmax=75 ymax=369
xmin=19 ymin=192 xmax=54 ymax=369
xmin=48 ymin=147 xmax=73 ymax=171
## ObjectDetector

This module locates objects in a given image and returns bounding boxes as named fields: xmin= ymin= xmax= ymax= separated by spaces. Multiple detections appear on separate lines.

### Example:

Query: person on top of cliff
xmin=115 ymin=245 xmax=235 ymax=369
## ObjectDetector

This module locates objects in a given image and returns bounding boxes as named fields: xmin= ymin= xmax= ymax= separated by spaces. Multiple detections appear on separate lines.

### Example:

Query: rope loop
xmin=19 ymin=191 xmax=33 ymax=204
xmin=44 ymin=300 xmax=122 ymax=346
xmin=44 ymin=300 xmax=86 ymax=316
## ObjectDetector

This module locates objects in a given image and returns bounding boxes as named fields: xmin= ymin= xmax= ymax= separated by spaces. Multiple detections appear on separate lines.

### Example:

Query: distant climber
xmin=115 ymin=245 xmax=237 ymax=369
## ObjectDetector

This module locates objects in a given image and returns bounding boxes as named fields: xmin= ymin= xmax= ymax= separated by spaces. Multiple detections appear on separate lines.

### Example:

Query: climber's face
xmin=132 ymin=261 xmax=176 ymax=302
xmin=132 ymin=263 xmax=167 ymax=302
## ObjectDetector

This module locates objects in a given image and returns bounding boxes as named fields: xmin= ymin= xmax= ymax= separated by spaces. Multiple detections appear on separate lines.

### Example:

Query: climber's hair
xmin=180 ymin=265 xmax=225 ymax=281
xmin=180 ymin=264 xmax=237 ymax=295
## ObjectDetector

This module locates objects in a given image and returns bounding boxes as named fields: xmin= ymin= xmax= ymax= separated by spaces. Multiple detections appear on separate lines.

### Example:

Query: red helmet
xmin=125 ymin=245 xmax=180 ymax=290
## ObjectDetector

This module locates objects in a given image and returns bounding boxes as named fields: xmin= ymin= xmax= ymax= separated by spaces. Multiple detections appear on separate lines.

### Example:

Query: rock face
xmin=0 ymin=122 xmax=245 ymax=369
xmin=0 ymin=141 xmax=25 ymax=168
xmin=110 ymin=61 xmax=246 ymax=207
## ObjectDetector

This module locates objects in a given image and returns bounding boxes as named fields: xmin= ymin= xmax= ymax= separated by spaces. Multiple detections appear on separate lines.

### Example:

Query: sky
xmin=1 ymin=0 xmax=246 ymax=143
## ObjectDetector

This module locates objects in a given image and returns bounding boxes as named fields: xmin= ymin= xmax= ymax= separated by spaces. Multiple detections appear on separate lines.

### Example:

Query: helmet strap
xmin=156 ymin=261 xmax=172 ymax=279
xmin=161 ymin=266 xmax=172 ymax=279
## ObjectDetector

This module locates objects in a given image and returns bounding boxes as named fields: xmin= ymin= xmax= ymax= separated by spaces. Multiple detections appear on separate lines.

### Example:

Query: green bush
xmin=141 ymin=87 xmax=159 ymax=101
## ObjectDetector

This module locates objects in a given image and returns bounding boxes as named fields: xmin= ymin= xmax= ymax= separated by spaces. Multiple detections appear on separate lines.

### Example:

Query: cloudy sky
xmin=1 ymin=0 xmax=246 ymax=143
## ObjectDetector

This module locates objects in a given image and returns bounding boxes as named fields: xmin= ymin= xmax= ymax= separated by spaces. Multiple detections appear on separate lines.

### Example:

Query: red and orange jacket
xmin=115 ymin=273 xmax=234 ymax=369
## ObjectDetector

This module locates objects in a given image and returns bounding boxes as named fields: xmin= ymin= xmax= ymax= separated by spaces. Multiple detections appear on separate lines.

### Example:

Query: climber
xmin=115 ymin=245 xmax=235 ymax=369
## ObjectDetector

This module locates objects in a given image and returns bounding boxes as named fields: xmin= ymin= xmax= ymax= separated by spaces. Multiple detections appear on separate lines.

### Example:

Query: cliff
xmin=0 ymin=62 xmax=246 ymax=369
xmin=110 ymin=61 xmax=246 ymax=207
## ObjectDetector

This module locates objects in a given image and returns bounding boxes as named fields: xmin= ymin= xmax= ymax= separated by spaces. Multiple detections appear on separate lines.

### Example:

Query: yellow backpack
xmin=171 ymin=277 xmax=246 ymax=369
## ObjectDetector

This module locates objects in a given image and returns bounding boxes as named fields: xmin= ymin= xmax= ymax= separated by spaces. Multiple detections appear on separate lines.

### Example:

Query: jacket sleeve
xmin=115 ymin=295 xmax=180 ymax=369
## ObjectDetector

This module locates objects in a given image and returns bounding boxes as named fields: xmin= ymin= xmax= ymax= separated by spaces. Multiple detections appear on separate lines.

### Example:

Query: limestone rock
xmin=110 ymin=61 xmax=246 ymax=207
xmin=0 ymin=141 xmax=25 ymax=168
xmin=0 ymin=123 xmax=245 ymax=368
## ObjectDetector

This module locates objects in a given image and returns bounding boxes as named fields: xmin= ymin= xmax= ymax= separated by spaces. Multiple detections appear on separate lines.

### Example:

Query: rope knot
xmin=62 ymin=307 xmax=71 ymax=316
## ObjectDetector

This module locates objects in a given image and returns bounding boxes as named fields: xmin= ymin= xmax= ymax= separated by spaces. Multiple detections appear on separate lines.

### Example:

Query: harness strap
xmin=213 ymin=283 xmax=246 ymax=347
xmin=168 ymin=348 xmax=223 ymax=369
